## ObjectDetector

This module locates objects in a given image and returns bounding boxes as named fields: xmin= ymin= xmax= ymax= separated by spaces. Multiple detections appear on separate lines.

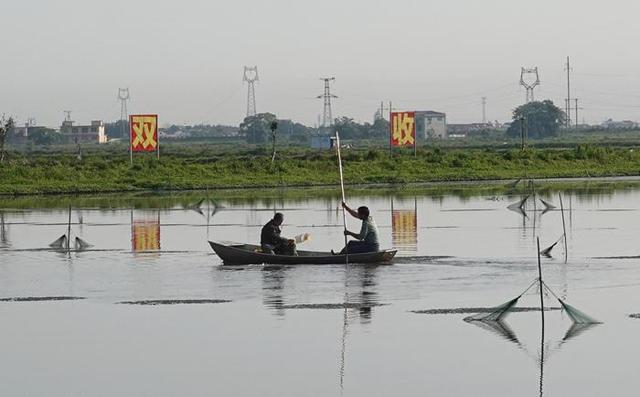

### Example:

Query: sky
xmin=2 ymin=0 xmax=640 ymax=128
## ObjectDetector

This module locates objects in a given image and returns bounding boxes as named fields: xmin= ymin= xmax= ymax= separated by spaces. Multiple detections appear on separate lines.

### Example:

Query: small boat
xmin=209 ymin=241 xmax=397 ymax=265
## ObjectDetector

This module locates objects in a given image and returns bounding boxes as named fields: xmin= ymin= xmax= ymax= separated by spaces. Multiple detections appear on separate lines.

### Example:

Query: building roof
xmin=414 ymin=111 xmax=446 ymax=117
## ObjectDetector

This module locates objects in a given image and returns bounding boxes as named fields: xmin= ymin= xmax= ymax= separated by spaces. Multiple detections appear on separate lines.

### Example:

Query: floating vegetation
xmin=411 ymin=307 xmax=560 ymax=315
xmin=282 ymin=303 xmax=386 ymax=310
xmin=0 ymin=296 xmax=85 ymax=302
xmin=116 ymin=299 xmax=231 ymax=305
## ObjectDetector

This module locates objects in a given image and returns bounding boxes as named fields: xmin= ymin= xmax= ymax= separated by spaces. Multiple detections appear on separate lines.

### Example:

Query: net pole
xmin=66 ymin=204 xmax=71 ymax=253
xmin=537 ymin=237 xmax=544 ymax=315
xmin=559 ymin=194 xmax=568 ymax=264
xmin=336 ymin=132 xmax=348 ymax=265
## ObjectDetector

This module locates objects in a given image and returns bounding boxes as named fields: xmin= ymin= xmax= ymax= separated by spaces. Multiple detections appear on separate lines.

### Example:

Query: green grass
xmin=1 ymin=143 xmax=639 ymax=195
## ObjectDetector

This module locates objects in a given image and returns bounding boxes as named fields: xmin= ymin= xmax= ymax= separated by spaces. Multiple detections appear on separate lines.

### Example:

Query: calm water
xmin=1 ymin=185 xmax=639 ymax=396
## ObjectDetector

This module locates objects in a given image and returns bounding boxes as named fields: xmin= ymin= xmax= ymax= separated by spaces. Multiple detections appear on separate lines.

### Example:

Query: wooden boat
xmin=208 ymin=241 xmax=397 ymax=265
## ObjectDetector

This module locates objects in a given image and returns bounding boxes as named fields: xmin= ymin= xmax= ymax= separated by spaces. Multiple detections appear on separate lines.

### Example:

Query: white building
xmin=60 ymin=120 xmax=107 ymax=143
xmin=415 ymin=111 xmax=447 ymax=139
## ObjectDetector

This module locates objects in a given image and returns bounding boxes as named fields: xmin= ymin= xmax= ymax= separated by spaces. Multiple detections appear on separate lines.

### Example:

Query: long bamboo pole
xmin=336 ymin=132 xmax=348 ymax=265
xmin=66 ymin=204 xmax=72 ymax=253
xmin=537 ymin=236 xmax=545 ymax=397
xmin=559 ymin=194 xmax=568 ymax=264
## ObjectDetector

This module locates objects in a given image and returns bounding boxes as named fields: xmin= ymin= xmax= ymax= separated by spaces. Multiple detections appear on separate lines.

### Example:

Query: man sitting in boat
xmin=338 ymin=202 xmax=380 ymax=254
xmin=261 ymin=212 xmax=297 ymax=256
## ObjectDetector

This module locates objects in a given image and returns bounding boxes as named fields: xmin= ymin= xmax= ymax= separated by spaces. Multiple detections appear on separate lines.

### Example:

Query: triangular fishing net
xmin=557 ymin=300 xmax=602 ymax=324
xmin=49 ymin=234 xmax=67 ymax=249
xmin=540 ymin=235 xmax=563 ymax=258
xmin=74 ymin=237 xmax=93 ymax=250
xmin=464 ymin=296 xmax=521 ymax=322
xmin=539 ymin=198 xmax=556 ymax=211
xmin=507 ymin=195 xmax=529 ymax=211
xmin=540 ymin=281 xmax=601 ymax=324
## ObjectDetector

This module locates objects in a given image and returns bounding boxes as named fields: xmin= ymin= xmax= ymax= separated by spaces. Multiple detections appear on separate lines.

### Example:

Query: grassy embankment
xmin=1 ymin=143 xmax=639 ymax=195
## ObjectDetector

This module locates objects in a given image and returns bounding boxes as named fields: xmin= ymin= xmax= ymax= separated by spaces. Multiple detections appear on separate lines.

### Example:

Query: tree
xmin=240 ymin=113 xmax=277 ymax=144
xmin=507 ymin=100 xmax=565 ymax=139
xmin=334 ymin=117 xmax=364 ymax=139
xmin=28 ymin=127 xmax=63 ymax=145
xmin=0 ymin=115 xmax=14 ymax=163
xmin=105 ymin=120 xmax=130 ymax=139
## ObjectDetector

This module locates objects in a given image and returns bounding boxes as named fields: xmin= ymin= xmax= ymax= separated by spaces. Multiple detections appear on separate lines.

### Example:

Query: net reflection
xmin=467 ymin=311 xmax=599 ymax=397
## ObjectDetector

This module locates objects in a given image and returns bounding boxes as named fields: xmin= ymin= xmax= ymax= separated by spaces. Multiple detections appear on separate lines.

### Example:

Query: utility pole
xmin=565 ymin=57 xmax=572 ymax=128
xmin=520 ymin=117 xmax=528 ymax=150
xmin=520 ymin=67 xmax=540 ymax=103
xmin=574 ymin=98 xmax=579 ymax=129
xmin=243 ymin=66 xmax=259 ymax=117
xmin=481 ymin=97 xmax=487 ymax=123
xmin=117 ymin=88 xmax=130 ymax=138
xmin=317 ymin=77 xmax=337 ymax=129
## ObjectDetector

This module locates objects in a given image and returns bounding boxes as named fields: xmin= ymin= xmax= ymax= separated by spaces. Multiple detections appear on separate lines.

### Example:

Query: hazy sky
xmin=3 ymin=0 xmax=640 ymax=127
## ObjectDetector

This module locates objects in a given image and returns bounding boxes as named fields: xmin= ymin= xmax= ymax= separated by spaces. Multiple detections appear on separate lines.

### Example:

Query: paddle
xmin=335 ymin=132 xmax=349 ymax=265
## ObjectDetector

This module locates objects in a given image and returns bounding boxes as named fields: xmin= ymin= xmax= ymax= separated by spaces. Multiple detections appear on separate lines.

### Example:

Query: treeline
xmin=241 ymin=113 xmax=390 ymax=144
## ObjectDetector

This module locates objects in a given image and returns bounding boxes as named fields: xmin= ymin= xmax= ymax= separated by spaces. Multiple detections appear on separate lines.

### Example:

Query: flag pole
xmin=156 ymin=116 xmax=160 ymax=160
xmin=336 ymin=132 xmax=348 ymax=265
xmin=128 ymin=115 xmax=133 ymax=166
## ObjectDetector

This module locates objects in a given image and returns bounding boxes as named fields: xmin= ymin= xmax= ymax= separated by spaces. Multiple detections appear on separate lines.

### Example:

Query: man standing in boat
xmin=261 ymin=212 xmax=297 ymax=256
xmin=338 ymin=202 xmax=380 ymax=254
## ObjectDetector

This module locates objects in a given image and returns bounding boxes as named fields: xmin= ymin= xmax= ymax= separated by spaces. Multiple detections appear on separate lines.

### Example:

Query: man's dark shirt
xmin=261 ymin=219 xmax=285 ymax=247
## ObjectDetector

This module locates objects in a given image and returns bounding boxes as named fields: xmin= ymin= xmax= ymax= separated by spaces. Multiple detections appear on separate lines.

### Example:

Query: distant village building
xmin=60 ymin=120 xmax=107 ymax=143
xmin=8 ymin=124 xmax=30 ymax=144
xmin=446 ymin=123 xmax=494 ymax=137
xmin=415 ymin=111 xmax=447 ymax=139
xmin=310 ymin=136 xmax=337 ymax=150
xmin=601 ymin=119 xmax=639 ymax=129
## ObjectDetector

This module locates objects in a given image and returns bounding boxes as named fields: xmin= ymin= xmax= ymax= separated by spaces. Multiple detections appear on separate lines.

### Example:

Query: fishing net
xmin=539 ymin=198 xmax=556 ymax=211
xmin=74 ymin=237 xmax=93 ymax=250
xmin=557 ymin=300 xmax=602 ymax=324
xmin=507 ymin=195 xmax=529 ymax=211
xmin=49 ymin=235 xmax=67 ymax=249
xmin=540 ymin=235 xmax=564 ymax=258
xmin=540 ymin=281 xmax=601 ymax=324
xmin=464 ymin=296 xmax=521 ymax=322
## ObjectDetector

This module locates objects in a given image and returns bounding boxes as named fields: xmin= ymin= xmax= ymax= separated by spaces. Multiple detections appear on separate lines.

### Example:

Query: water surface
xmin=1 ymin=184 xmax=639 ymax=396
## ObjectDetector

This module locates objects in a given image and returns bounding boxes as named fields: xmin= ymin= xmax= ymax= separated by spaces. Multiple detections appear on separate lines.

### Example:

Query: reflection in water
xmin=131 ymin=210 xmax=161 ymax=252
xmin=0 ymin=211 xmax=9 ymax=248
xmin=262 ymin=265 xmax=288 ymax=317
xmin=391 ymin=197 xmax=418 ymax=252
xmin=468 ymin=307 xmax=599 ymax=397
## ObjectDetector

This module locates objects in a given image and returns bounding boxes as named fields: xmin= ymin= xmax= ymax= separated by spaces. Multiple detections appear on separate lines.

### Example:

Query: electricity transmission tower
xmin=117 ymin=88 xmax=130 ymax=137
xmin=481 ymin=97 xmax=487 ymax=123
xmin=564 ymin=57 xmax=572 ymax=127
xmin=520 ymin=67 xmax=540 ymax=103
xmin=317 ymin=77 xmax=337 ymax=128
xmin=243 ymin=66 xmax=259 ymax=117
